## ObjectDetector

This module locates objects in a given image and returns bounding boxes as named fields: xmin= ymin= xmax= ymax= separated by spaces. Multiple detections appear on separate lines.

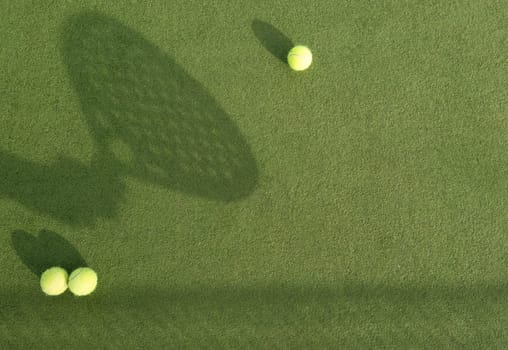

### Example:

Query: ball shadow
xmin=62 ymin=12 xmax=258 ymax=202
xmin=251 ymin=19 xmax=294 ymax=63
xmin=11 ymin=229 xmax=87 ymax=276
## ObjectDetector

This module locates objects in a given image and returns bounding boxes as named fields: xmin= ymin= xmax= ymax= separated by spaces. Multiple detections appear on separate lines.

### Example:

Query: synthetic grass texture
xmin=1 ymin=0 xmax=508 ymax=348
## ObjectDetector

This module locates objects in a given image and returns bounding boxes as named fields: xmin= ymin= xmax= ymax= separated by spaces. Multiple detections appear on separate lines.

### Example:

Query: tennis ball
xmin=40 ymin=267 xmax=68 ymax=296
xmin=287 ymin=45 xmax=312 ymax=71
xmin=68 ymin=267 xmax=98 ymax=296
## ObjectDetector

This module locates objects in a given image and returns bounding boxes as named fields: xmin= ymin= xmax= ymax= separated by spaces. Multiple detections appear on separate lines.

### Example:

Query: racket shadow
xmin=0 ymin=152 xmax=124 ymax=227
xmin=0 ymin=12 xmax=257 ymax=228
xmin=62 ymin=12 xmax=259 ymax=202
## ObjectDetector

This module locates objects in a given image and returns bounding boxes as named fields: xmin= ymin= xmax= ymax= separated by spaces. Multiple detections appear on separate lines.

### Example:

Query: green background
xmin=1 ymin=0 xmax=508 ymax=348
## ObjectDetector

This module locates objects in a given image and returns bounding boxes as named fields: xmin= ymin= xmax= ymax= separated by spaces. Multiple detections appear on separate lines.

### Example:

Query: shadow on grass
xmin=0 ymin=283 xmax=506 ymax=348
xmin=252 ymin=19 xmax=293 ymax=63
xmin=0 ymin=153 xmax=124 ymax=227
xmin=11 ymin=229 xmax=86 ymax=275
xmin=62 ymin=12 xmax=258 ymax=202
xmin=0 ymin=12 xmax=258 ymax=227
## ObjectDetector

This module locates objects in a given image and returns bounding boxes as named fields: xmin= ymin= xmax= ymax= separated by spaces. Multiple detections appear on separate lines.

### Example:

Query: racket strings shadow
xmin=0 ymin=12 xmax=259 ymax=228
xmin=63 ymin=12 xmax=258 ymax=202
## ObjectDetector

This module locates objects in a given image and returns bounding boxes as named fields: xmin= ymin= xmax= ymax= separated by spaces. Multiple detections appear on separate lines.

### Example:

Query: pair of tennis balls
xmin=40 ymin=266 xmax=97 ymax=296
xmin=287 ymin=45 xmax=312 ymax=71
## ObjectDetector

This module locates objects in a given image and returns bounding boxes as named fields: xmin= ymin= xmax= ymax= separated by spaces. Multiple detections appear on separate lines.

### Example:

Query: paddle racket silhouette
xmin=0 ymin=13 xmax=259 ymax=227
xmin=62 ymin=12 xmax=258 ymax=202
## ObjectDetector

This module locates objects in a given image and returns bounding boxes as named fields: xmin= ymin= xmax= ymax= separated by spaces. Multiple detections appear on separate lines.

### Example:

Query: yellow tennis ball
xmin=68 ymin=267 xmax=98 ymax=296
xmin=40 ymin=267 xmax=68 ymax=296
xmin=287 ymin=45 xmax=312 ymax=71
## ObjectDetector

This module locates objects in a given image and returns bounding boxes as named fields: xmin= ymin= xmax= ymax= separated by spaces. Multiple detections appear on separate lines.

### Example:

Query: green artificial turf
xmin=1 ymin=1 xmax=508 ymax=348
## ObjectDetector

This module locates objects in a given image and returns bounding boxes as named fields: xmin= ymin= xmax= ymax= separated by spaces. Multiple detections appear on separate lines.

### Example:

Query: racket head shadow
xmin=62 ymin=12 xmax=258 ymax=202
